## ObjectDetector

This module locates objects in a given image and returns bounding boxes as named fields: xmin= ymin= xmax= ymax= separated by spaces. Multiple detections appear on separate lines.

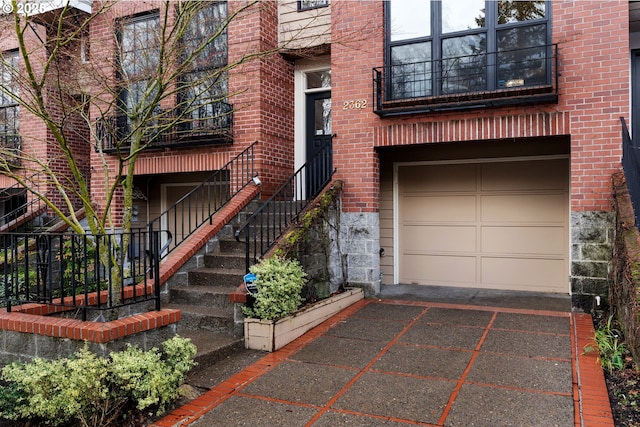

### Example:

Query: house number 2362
xmin=342 ymin=99 xmax=367 ymax=110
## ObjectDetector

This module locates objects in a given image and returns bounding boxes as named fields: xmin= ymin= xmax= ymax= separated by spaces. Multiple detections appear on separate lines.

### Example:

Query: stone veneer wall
xmin=571 ymin=211 xmax=615 ymax=310
xmin=296 ymin=206 xmax=381 ymax=298
xmin=338 ymin=212 xmax=381 ymax=297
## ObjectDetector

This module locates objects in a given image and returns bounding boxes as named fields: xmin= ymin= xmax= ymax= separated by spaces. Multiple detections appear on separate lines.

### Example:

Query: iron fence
xmin=1 ymin=229 xmax=161 ymax=320
xmin=0 ymin=178 xmax=48 ymax=230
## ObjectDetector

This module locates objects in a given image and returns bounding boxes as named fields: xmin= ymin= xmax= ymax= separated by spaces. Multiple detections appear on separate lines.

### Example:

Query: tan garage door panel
xmin=481 ymin=226 xmax=565 ymax=255
xmin=481 ymin=159 xmax=568 ymax=191
xmin=481 ymin=194 xmax=567 ymax=223
xmin=403 ymin=254 xmax=477 ymax=284
xmin=401 ymin=164 xmax=477 ymax=193
xmin=403 ymin=225 xmax=476 ymax=253
xmin=481 ymin=257 xmax=566 ymax=291
xmin=398 ymin=159 xmax=569 ymax=293
xmin=402 ymin=195 xmax=477 ymax=222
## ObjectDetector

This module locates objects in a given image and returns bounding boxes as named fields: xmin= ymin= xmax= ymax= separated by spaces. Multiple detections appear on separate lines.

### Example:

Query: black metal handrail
xmin=1 ymin=229 xmax=161 ymax=320
xmin=235 ymin=140 xmax=334 ymax=272
xmin=96 ymin=102 xmax=233 ymax=152
xmin=0 ymin=176 xmax=48 ymax=230
xmin=622 ymin=117 xmax=640 ymax=228
xmin=373 ymin=43 xmax=559 ymax=115
xmin=147 ymin=141 xmax=257 ymax=258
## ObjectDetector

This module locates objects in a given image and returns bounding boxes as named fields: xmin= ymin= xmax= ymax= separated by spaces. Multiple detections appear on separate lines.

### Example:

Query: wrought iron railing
xmin=147 ymin=141 xmax=257 ymax=258
xmin=0 ymin=177 xmax=48 ymax=230
xmin=235 ymin=140 xmax=334 ymax=272
xmin=373 ymin=44 xmax=559 ymax=116
xmin=1 ymin=229 xmax=161 ymax=320
xmin=95 ymin=102 xmax=233 ymax=152
xmin=622 ymin=117 xmax=640 ymax=228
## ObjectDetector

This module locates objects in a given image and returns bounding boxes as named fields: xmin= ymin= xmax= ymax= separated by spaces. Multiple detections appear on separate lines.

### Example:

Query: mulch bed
xmin=605 ymin=362 xmax=640 ymax=426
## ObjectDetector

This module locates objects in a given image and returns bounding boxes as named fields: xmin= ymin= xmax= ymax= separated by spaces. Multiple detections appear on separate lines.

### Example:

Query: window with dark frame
xmin=0 ymin=50 xmax=19 ymax=149
xmin=117 ymin=11 xmax=160 ymax=123
xmin=177 ymin=1 xmax=229 ymax=135
xmin=386 ymin=0 xmax=549 ymax=101
xmin=298 ymin=0 xmax=329 ymax=12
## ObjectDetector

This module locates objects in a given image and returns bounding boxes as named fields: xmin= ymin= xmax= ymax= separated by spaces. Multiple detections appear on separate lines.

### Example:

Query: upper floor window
xmin=386 ymin=0 xmax=549 ymax=100
xmin=117 ymin=12 xmax=160 ymax=118
xmin=178 ymin=1 xmax=229 ymax=134
xmin=101 ymin=4 xmax=233 ymax=151
xmin=298 ymin=0 xmax=329 ymax=11
xmin=0 ymin=50 xmax=19 ymax=147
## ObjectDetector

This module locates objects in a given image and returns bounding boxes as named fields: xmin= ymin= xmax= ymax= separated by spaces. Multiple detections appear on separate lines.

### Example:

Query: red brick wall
xmin=0 ymin=20 xmax=91 ymax=216
xmin=228 ymin=1 xmax=295 ymax=197
xmin=331 ymin=0 xmax=385 ymax=212
xmin=87 ymin=1 xmax=294 ymax=224
xmin=331 ymin=0 xmax=629 ymax=213
xmin=554 ymin=0 xmax=629 ymax=211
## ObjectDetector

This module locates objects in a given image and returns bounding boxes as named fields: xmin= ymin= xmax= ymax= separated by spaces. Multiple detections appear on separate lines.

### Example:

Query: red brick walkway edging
xmin=573 ymin=313 xmax=615 ymax=427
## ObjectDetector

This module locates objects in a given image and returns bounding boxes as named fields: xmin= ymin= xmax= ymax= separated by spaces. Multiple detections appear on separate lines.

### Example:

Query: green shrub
xmin=585 ymin=315 xmax=628 ymax=374
xmin=242 ymin=256 xmax=307 ymax=321
xmin=109 ymin=336 xmax=197 ymax=412
xmin=0 ymin=335 xmax=197 ymax=427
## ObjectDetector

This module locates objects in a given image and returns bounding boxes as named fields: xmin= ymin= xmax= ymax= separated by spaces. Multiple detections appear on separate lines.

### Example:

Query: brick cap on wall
xmin=0 ymin=308 xmax=181 ymax=343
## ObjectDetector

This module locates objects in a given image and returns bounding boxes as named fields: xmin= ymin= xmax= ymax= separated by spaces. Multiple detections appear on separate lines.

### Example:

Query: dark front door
xmin=633 ymin=50 xmax=640 ymax=138
xmin=305 ymin=91 xmax=332 ymax=198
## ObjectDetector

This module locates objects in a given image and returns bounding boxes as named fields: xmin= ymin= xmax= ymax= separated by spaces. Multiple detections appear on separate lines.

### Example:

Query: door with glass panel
xmin=305 ymin=90 xmax=332 ymax=198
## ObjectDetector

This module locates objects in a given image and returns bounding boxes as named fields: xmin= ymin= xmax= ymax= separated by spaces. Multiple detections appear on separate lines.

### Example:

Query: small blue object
xmin=244 ymin=273 xmax=258 ymax=295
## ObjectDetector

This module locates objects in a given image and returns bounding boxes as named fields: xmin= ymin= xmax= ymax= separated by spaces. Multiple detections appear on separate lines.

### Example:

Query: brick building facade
xmin=0 ymin=0 xmax=633 ymax=309
xmin=304 ymin=0 xmax=628 ymax=307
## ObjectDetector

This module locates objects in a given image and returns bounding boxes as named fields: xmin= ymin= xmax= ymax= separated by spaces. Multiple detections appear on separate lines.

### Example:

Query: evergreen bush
xmin=242 ymin=256 xmax=307 ymax=321
xmin=0 ymin=335 xmax=196 ymax=427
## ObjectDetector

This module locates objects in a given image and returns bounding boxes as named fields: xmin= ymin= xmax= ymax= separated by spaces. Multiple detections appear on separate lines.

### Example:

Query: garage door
xmin=397 ymin=158 xmax=569 ymax=293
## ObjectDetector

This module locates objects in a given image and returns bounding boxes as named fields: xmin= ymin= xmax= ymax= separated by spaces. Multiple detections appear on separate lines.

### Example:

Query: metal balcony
xmin=373 ymin=44 xmax=558 ymax=117
xmin=95 ymin=102 xmax=233 ymax=153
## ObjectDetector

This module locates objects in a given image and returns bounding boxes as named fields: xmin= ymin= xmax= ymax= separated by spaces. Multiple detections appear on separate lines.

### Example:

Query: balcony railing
xmin=1 ymin=229 xmax=161 ymax=320
xmin=95 ymin=102 xmax=233 ymax=153
xmin=373 ymin=44 xmax=558 ymax=117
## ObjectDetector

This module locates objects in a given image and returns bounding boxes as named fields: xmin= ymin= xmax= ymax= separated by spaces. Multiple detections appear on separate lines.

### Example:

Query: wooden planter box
xmin=244 ymin=287 xmax=364 ymax=352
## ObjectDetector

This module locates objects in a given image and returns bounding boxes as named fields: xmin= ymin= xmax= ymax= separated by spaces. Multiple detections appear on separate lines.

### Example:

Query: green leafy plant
xmin=0 ymin=335 xmax=196 ymax=427
xmin=585 ymin=315 xmax=628 ymax=374
xmin=242 ymin=255 xmax=307 ymax=321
